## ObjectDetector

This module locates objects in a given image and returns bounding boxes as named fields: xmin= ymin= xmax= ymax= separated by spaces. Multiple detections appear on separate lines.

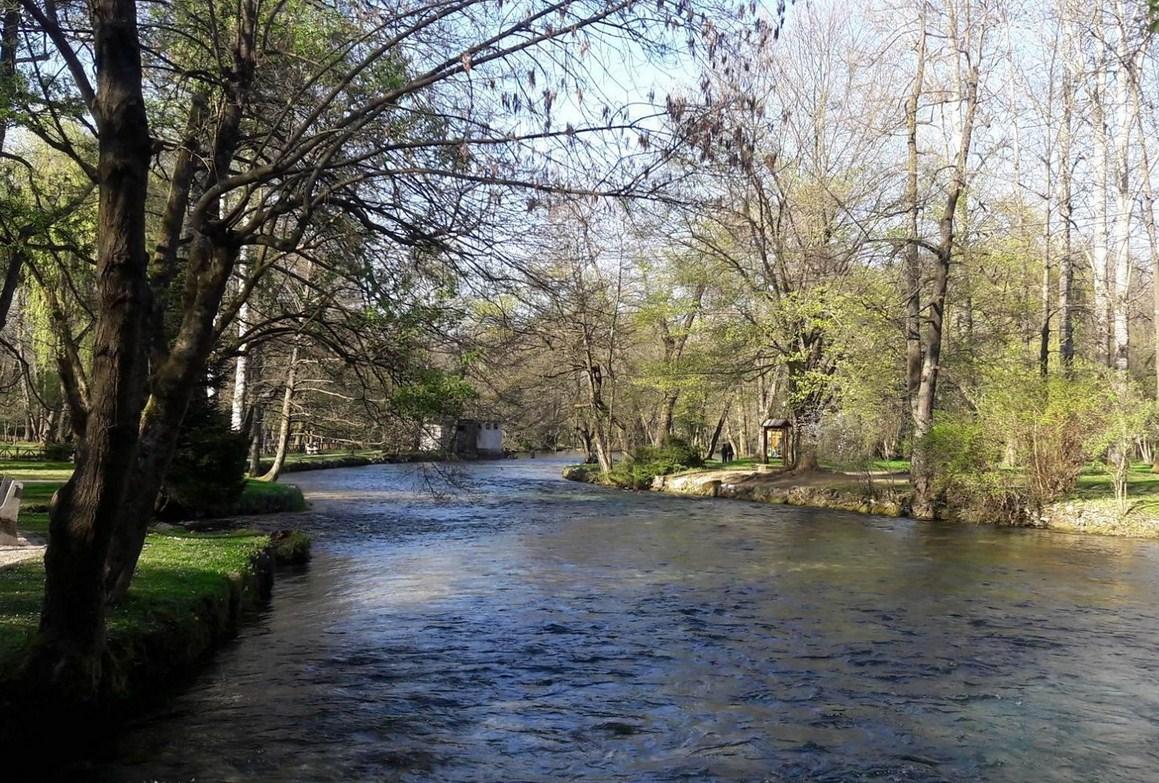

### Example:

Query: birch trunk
xmin=230 ymin=250 xmax=251 ymax=432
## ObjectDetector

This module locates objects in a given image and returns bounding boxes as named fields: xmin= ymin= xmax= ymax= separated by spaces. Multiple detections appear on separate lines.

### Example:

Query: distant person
xmin=720 ymin=442 xmax=733 ymax=465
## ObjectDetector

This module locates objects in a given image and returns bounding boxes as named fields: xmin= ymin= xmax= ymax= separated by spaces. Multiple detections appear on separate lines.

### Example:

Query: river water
xmin=89 ymin=457 xmax=1159 ymax=782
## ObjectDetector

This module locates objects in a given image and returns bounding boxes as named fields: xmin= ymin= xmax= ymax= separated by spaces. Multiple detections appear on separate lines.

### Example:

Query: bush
xmin=923 ymin=361 xmax=1113 ymax=523
xmin=269 ymin=530 xmax=312 ymax=565
xmin=232 ymin=480 xmax=307 ymax=515
xmin=561 ymin=463 xmax=602 ymax=483
xmin=158 ymin=398 xmax=249 ymax=519
xmin=607 ymin=438 xmax=703 ymax=489
xmin=923 ymin=419 xmax=1032 ymax=524
xmin=41 ymin=442 xmax=74 ymax=462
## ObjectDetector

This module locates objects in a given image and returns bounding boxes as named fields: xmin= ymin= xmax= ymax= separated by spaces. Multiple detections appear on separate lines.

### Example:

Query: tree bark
xmin=0 ymin=7 xmax=21 ymax=332
xmin=1109 ymin=2 xmax=1135 ymax=376
xmin=904 ymin=8 xmax=927 ymax=422
xmin=230 ymin=250 xmax=251 ymax=431
xmin=911 ymin=11 xmax=980 ymax=521
xmin=248 ymin=403 xmax=264 ymax=476
xmin=0 ymin=247 xmax=23 ymax=339
xmin=103 ymin=2 xmax=259 ymax=600
xmin=1058 ymin=32 xmax=1076 ymax=370
xmin=706 ymin=398 xmax=731 ymax=459
xmin=34 ymin=0 xmax=151 ymax=695
xmin=261 ymin=346 xmax=300 ymax=482
xmin=1089 ymin=67 xmax=1113 ymax=367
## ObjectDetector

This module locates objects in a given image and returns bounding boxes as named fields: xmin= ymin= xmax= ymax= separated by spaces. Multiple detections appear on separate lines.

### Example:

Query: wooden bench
xmin=0 ymin=477 xmax=23 ymax=546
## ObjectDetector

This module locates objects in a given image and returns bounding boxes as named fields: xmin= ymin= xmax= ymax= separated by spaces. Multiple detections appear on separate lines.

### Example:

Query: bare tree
xmin=909 ymin=0 xmax=991 ymax=519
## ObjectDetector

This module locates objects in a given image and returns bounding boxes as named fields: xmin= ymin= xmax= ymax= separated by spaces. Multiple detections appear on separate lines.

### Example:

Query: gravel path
xmin=0 ymin=538 xmax=44 ymax=569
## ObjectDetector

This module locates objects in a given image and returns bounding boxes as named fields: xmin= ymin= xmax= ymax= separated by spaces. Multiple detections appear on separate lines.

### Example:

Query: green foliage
xmin=824 ymin=272 xmax=908 ymax=461
xmin=392 ymin=369 xmax=477 ymax=420
xmin=923 ymin=419 xmax=1025 ymax=523
xmin=159 ymin=397 xmax=249 ymax=519
xmin=607 ymin=437 xmax=703 ymax=489
xmin=41 ymin=442 xmax=73 ymax=462
xmin=1089 ymin=377 xmax=1157 ymax=513
xmin=923 ymin=361 xmax=1116 ymax=522
xmin=232 ymin=480 xmax=307 ymax=515
xmin=269 ymin=530 xmax=312 ymax=565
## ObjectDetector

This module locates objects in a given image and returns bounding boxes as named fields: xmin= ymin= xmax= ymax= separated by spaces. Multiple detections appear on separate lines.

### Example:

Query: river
xmin=87 ymin=457 xmax=1159 ymax=782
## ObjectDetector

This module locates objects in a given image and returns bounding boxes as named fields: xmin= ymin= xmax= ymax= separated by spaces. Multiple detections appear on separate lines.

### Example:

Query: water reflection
xmin=85 ymin=458 xmax=1159 ymax=782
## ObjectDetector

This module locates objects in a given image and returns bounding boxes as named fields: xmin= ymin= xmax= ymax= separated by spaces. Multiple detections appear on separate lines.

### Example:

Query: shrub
xmin=923 ymin=419 xmax=1033 ymax=524
xmin=606 ymin=438 xmax=703 ymax=489
xmin=561 ymin=463 xmax=602 ymax=483
xmin=158 ymin=398 xmax=249 ymax=519
xmin=269 ymin=530 xmax=312 ymax=565
xmin=923 ymin=361 xmax=1113 ymax=523
xmin=1089 ymin=377 xmax=1156 ymax=514
xmin=41 ymin=442 xmax=74 ymax=462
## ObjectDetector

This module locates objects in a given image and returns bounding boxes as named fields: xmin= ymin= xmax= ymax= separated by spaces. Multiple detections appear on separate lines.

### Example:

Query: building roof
xmin=761 ymin=418 xmax=791 ymax=429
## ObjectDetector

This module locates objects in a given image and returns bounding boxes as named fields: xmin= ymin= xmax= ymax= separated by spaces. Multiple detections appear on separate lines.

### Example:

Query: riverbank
xmin=257 ymin=449 xmax=517 ymax=474
xmin=0 ymin=528 xmax=312 ymax=773
xmin=0 ymin=468 xmax=313 ymax=773
xmin=563 ymin=462 xmax=1159 ymax=539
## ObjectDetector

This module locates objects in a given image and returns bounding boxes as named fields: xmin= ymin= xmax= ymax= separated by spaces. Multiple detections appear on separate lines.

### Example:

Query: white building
xmin=420 ymin=419 xmax=504 ymax=458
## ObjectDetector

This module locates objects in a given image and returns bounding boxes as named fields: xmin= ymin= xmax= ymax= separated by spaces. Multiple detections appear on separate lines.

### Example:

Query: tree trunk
xmin=103 ymin=236 xmax=243 ymax=600
xmin=0 ymin=247 xmax=22 ymax=337
xmin=1090 ymin=69 xmax=1113 ymax=367
xmin=904 ymin=6 xmax=927 ymax=423
xmin=261 ymin=346 xmax=300 ymax=483
xmin=102 ymin=4 xmax=260 ymax=600
xmin=706 ymin=399 xmax=731 ymax=459
xmin=1058 ymin=43 xmax=1075 ymax=370
xmin=1128 ymin=66 xmax=1159 ymax=470
xmin=910 ymin=249 xmax=951 ymax=519
xmin=911 ymin=30 xmax=980 ymax=520
xmin=248 ymin=403 xmax=264 ymax=476
xmin=0 ymin=3 xmax=19 ymax=332
xmin=1109 ymin=12 xmax=1134 ymax=377
xmin=230 ymin=251 xmax=251 ymax=431
xmin=655 ymin=392 xmax=678 ymax=447
xmin=34 ymin=0 xmax=152 ymax=695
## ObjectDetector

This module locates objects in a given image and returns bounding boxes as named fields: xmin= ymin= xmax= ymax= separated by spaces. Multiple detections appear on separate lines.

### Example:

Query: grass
xmin=0 ymin=530 xmax=269 ymax=669
xmin=12 ymin=478 xmax=305 ymax=536
xmin=0 ymin=459 xmax=75 ymax=481
xmin=284 ymin=448 xmax=381 ymax=465
xmin=701 ymin=456 xmax=766 ymax=470
xmin=233 ymin=479 xmax=307 ymax=514
xmin=1073 ymin=462 xmax=1159 ymax=498
xmin=258 ymin=449 xmax=387 ymax=474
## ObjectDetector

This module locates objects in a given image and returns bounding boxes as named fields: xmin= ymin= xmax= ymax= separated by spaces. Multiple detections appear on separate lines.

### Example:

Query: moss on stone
xmin=269 ymin=529 xmax=313 ymax=565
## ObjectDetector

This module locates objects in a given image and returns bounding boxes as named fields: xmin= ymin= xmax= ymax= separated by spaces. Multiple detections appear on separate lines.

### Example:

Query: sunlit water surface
xmin=86 ymin=457 xmax=1159 ymax=781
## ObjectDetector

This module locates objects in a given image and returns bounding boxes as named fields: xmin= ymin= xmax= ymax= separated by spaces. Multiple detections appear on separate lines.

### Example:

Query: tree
xmin=13 ymin=0 xmax=741 ymax=697
xmin=908 ymin=0 xmax=991 ymax=520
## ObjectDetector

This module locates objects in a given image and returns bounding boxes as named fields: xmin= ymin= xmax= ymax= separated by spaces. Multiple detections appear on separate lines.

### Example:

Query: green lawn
xmin=1073 ymin=463 xmax=1159 ymax=499
xmin=232 ymin=479 xmax=307 ymax=514
xmin=701 ymin=457 xmax=777 ymax=470
xmin=14 ymin=479 xmax=304 ymax=538
xmin=0 ymin=459 xmax=75 ymax=481
xmin=0 ymin=530 xmax=269 ymax=668
xmin=283 ymin=449 xmax=381 ymax=466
